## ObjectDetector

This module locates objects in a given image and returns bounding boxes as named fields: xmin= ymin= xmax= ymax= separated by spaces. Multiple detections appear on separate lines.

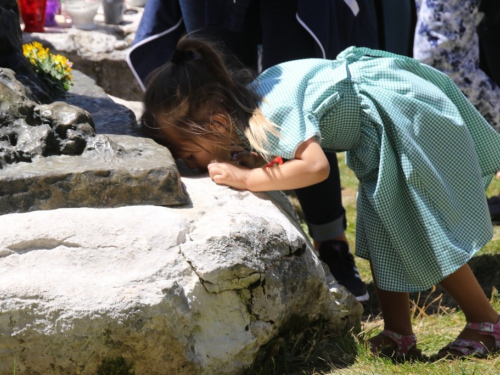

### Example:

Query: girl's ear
xmin=210 ymin=114 xmax=230 ymax=134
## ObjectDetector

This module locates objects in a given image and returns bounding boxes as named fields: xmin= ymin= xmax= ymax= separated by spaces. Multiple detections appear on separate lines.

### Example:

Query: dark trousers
xmin=479 ymin=0 xmax=500 ymax=87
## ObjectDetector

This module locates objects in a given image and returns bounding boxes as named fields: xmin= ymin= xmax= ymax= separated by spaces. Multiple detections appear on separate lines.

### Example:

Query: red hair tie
xmin=264 ymin=156 xmax=283 ymax=168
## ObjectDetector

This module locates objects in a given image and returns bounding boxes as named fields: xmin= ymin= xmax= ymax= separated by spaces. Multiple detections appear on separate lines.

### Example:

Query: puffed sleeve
xmin=260 ymin=101 xmax=322 ymax=160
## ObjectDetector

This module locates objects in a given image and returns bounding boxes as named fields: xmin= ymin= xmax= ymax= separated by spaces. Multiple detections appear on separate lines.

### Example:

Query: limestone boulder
xmin=0 ymin=176 xmax=362 ymax=375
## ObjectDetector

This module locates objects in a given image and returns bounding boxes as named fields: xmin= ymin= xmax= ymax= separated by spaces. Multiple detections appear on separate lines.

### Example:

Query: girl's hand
xmin=209 ymin=139 xmax=329 ymax=192
xmin=207 ymin=162 xmax=251 ymax=190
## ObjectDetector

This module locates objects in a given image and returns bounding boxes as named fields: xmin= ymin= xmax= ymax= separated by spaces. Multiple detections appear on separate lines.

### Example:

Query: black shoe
xmin=318 ymin=240 xmax=369 ymax=303
xmin=488 ymin=196 xmax=500 ymax=225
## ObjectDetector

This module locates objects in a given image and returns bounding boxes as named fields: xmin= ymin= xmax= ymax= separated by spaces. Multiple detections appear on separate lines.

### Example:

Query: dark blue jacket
xmin=127 ymin=0 xmax=378 ymax=90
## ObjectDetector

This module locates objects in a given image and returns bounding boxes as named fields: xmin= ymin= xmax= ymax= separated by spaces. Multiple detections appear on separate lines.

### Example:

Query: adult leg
xmin=478 ymin=0 xmax=500 ymax=88
xmin=294 ymin=152 xmax=368 ymax=301
xmin=294 ymin=152 xmax=346 ymax=246
xmin=477 ymin=1 xmax=500 ymax=183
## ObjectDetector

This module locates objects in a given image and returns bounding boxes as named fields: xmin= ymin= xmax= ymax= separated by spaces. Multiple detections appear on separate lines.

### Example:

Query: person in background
xmin=127 ymin=0 xmax=379 ymax=303
xmin=413 ymin=0 xmax=500 ymax=224
xmin=478 ymin=0 xmax=500 ymax=223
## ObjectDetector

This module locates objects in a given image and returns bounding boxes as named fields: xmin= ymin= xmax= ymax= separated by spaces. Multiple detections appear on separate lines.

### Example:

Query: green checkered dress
xmin=252 ymin=47 xmax=500 ymax=292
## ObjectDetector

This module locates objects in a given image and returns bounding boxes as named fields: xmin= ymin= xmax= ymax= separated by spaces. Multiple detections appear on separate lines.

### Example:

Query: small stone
xmin=113 ymin=40 xmax=129 ymax=50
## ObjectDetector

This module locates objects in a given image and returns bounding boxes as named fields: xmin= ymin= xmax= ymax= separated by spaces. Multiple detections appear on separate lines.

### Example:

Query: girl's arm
xmin=207 ymin=139 xmax=330 ymax=192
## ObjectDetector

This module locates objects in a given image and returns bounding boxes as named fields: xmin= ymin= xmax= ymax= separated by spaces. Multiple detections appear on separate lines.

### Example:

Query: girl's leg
xmin=438 ymin=263 xmax=498 ymax=354
xmin=369 ymin=263 xmax=416 ymax=352
xmin=374 ymin=287 xmax=413 ymax=336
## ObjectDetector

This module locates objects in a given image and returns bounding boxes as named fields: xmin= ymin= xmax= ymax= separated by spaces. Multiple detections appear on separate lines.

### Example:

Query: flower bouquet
xmin=22 ymin=41 xmax=73 ymax=94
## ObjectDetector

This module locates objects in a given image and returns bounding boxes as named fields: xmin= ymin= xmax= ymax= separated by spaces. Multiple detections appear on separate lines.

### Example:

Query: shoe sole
xmin=328 ymin=283 xmax=370 ymax=302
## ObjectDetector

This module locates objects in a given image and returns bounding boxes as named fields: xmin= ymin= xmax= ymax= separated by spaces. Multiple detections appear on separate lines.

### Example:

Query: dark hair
xmin=141 ymin=37 xmax=262 ymax=155
xmin=141 ymin=37 xmax=279 ymax=158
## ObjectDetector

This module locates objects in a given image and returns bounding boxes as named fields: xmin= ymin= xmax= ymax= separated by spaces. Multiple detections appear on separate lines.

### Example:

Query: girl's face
xmin=161 ymin=126 xmax=231 ymax=172
xmin=177 ymin=139 xmax=229 ymax=172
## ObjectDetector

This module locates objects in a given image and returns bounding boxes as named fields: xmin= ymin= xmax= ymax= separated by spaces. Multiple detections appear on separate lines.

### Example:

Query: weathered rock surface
xmin=0 ymin=177 xmax=362 ymax=375
xmin=0 ymin=134 xmax=189 ymax=214
xmin=64 ymin=69 xmax=141 ymax=136
xmin=0 ymin=68 xmax=97 ymax=167
xmin=23 ymin=8 xmax=144 ymax=101
xmin=0 ymin=67 xmax=185 ymax=215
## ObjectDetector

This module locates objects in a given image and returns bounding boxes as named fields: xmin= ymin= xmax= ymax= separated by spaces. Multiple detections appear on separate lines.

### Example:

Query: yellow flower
xmin=53 ymin=54 xmax=72 ymax=73
xmin=22 ymin=42 xmax=73 ymax=92
xmin=23 ymin=41 xmax=49 ymax=60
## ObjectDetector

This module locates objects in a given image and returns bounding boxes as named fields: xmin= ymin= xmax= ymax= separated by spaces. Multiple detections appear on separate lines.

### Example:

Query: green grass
xmin=251 ymin=154 xmax=500 ymax=375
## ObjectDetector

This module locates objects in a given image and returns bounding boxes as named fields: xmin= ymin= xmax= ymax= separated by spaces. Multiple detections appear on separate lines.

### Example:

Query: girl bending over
xmin=141 ymin=37 xmax=500 ymax=360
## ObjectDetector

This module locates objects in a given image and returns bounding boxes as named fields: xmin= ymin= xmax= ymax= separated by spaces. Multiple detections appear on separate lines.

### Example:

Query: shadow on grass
xmin=362 ymin=253 xmax=500 ymax=320
xmin=245 ymin=322 xmax=360 ymax=375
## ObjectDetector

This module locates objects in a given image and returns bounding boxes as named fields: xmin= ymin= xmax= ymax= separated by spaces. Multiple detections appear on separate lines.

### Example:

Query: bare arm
xmin=207 ymin=139 xmax=330 ymax=192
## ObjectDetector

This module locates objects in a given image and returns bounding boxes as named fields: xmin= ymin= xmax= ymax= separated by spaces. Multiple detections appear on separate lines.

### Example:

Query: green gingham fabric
xmin=252 ymin=46 xmax=500 ymax=292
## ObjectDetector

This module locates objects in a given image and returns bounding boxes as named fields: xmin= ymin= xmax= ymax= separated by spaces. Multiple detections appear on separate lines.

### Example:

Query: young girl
xmin=141 ymin=38 xmax=500 ymax=359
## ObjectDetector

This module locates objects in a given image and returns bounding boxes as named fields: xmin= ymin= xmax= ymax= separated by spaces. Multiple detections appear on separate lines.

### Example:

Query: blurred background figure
xmin=413 ymin=0 xmax=500 ymax=133
xmin=413 ymin=0 xmax=500 ymax=223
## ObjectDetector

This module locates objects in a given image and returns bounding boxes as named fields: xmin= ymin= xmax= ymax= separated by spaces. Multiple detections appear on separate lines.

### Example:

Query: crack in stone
xmin=178 ymin=245 xmax=211 ymax=294
xmin=6 ymin=236 xmax=81 ymax=254
xmin=179 ymin=244 xmax=266 ymax=294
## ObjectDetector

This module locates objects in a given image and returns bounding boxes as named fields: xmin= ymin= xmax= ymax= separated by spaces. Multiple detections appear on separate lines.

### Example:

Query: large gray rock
xmin=0 ymin=176 xmax=362 ymax=375
xmin=0 ymin=67 xmax=187 ymax=215
xmin=64 ymin=69 xmax=141 ymax=136
xmin=0 ymin=134 xmax=189 ymax=214
xmin=0 ymin=68 xmax=98 ymax=167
